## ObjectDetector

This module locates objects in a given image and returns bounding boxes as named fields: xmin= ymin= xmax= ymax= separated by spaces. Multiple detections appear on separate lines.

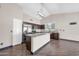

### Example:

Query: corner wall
xmin=0 ymin=3 xmax=41 ymax=49
xmin=0 ymin=3 xmax=23 ymax=49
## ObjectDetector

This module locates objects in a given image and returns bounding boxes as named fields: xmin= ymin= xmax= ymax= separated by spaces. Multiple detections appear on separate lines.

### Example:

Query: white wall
xmin=42 ymin=12 xmax=79 ymax=41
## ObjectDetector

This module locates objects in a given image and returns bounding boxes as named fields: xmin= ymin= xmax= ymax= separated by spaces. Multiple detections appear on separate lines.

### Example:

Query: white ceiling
xmin=18 ymin=3 xmax=50 ymax=20
xmin=18 ymin=3 xmax=79 ymax=20
xmin=43 ymin=3 xmax=79 ymax=14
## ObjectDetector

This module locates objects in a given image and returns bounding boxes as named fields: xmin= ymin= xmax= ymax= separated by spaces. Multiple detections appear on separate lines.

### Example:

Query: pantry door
xmin=13 ymin=18 xmax=22 ymax=46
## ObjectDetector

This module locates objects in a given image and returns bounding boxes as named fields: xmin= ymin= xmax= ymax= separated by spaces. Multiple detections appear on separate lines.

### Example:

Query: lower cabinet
xmin=26 ymin=36 xmax=31 ymax=52
xmin=50 ymin=33 xmax=59 ymax=40
xmin=25 ymin=33 xmax=50 ymax=54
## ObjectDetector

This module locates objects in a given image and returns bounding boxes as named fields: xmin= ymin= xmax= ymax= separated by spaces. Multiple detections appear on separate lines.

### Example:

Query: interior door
xmin=13 ymin=18 xmax=22 ymax=46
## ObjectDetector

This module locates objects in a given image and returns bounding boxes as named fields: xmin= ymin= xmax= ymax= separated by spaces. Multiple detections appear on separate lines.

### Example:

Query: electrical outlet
xmin=0 ymin=43 xmax=3 ymax=45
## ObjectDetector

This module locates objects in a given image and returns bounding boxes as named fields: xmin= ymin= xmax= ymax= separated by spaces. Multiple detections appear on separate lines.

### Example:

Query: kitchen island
xmin=25 ymin=33 xmax=50 ymax=54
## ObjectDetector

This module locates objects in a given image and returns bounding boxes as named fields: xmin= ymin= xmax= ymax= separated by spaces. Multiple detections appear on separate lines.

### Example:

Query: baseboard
xmin=0 ymin=45 xmax=13 ymax=51
xmin=0 ymin=43 xmax=22 ymax=51
xmin=60 ymin=39 xmax=79 ymax=43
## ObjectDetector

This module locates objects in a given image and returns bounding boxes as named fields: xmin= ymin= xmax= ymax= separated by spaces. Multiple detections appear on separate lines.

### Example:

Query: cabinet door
xmin=41 ymin=25 xmax=45 ymax=29
xmin=31 ymin=33 xmax=50 ymax=53
xmin=26 ymin=36 xmax=31 ymax=51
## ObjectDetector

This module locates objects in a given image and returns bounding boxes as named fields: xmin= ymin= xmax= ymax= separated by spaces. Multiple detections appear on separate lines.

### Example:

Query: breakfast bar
xmin=25 ymin=33 xmax=50 ymax=54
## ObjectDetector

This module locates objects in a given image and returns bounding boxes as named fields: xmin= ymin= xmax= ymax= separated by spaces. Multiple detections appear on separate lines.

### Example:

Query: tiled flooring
xmin=1 ymin=39 xmax=79 ymax=56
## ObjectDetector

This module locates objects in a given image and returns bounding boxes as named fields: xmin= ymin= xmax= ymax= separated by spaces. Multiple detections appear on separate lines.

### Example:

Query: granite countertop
xmin=25 ymin=32 xmax=50 ymax=37
xmin=24 ymin=29 xmax=58 ymax=37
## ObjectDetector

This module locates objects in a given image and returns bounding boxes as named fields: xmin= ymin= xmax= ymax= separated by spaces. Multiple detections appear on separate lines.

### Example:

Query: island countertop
xmin=25 ymin=32 xmax=50 ymax=37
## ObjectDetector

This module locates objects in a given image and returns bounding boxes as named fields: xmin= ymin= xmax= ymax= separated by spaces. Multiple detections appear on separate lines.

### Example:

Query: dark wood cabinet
xmin=23 ymin=22 xmax=45 ymax=30
xmin=25 ymin=36 xmax=31 ymax=51
xmin=40 ymin=25 xmax=45 ymax=29
xmin=50 ymin=33 xmax=59 ymax=40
